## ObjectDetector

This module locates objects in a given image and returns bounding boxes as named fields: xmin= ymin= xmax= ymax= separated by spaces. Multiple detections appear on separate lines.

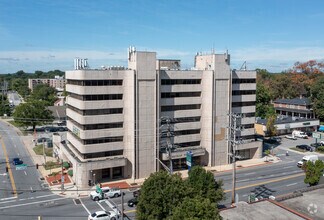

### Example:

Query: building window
xmin=161 ymin=79 xmax=201 ymax=85
xmin=175 ymin=141 xmax=200 ymax=148
xmin=67 ymin=79 xmax=123 ymax=86
xmin=67 ymin=105 xmax=123 ymax=116
xmin=161 ymin=92 xmax=201 ymax=98
xmin=84 ymin=150 xmax=123 ymax=159
xmin=160 ymin=116 xmax=201 ymax=125
xmin=173 ymin=129 xmax=200 ymax=136
xmin=232 ymin=90 xmax=256 ymax=95
xmin=232 ymin=102 xmax=256 ymax=107
xmin=69 ymin=93 xmax=123 ymax=101
xmin=232 ymin=79 xmax=256 ymax=84
xmin=67 ymin=117 xmax=123 ymax=130
xmin=161 ymin=104 xmax=201 ymax=112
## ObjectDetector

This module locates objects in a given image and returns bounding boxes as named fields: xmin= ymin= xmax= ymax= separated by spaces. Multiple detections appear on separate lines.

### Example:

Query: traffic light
xmin=88 ymin=180 xmax=92 ymax=186
xmin=36 ymin=164 xmax=39 ymax=169
xmin=5 ymin=167 xmax=8 ymax=172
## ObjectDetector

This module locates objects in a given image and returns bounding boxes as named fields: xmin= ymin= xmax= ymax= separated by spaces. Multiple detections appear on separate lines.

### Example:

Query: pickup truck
xmin=90 ymin=187 xmax=121 ymax=201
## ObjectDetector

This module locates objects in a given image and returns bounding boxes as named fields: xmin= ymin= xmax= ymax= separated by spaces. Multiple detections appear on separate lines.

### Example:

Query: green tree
xmin=11 ymin=78 xmax=30 ymax=98
xmin=256 ymin=84 xmax=274 ymax=118
xmin=186 ymin=166 xmax=225 ymax=204
xmin=136 ymin=171 xmax=186 ymax=220
xmin=29 ymin=84 xmax=57 ymax=105
xmin=170 ymin=197 xmax=221 ymax=220
xmin=310 ymin=76 xmax=324 ymax=121
xmin=266 ymin=115 xmax=277 ymax=137
xmin=13 ymin=100 xmax=54 ymax=130
xmin=304 ymin=160 xmax=324 ymax=186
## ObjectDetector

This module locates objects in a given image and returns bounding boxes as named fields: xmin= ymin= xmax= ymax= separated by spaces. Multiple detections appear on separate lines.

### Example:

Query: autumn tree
xmin=310 ymin=76 xmax=324 ymax=121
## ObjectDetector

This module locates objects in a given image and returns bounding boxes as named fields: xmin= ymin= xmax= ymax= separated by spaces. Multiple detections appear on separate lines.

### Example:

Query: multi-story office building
xmin=56 ymin=48 xmax=261 ymax=187
xmin=28 ymin=76 xmax=66 ymax=91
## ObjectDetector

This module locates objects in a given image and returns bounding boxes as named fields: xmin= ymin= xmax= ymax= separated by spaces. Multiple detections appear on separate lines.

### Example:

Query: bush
xmin=317 ymin=146 xmax=324 ymax=153
xmin=63 ymin=161 xmax=70 ymax=169
xmin=67 ymin=170 xmax=73 ymax=177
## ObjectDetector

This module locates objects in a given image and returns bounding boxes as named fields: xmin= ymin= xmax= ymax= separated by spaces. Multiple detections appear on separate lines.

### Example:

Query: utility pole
xmin=160 ymin=117 xmax=176 ymax=174
xmin=121 ymin=192 xmax=124 ymax=219
xmin=228 ymin=112 xmax=243 ymax=205
xmin=43 ymin=140 xmax=46 ymax=164
xmin=61 ymin=159 xmax=64 ymax=193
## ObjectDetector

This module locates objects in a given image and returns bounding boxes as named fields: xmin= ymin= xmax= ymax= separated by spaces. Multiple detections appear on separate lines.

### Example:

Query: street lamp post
xmin=93 ymin=173 xmax=96 ymax=186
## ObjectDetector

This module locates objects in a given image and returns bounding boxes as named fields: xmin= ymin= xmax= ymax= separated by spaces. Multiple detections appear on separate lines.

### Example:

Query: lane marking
xmin=0 ymin=196 xmax=17 ymax=201
xmin=244 ymin=172 xmax=256 ymax=176
xmin=0 ymin=197 xmax=66 ymax=210
xmin=0 ymin=137 xmax=17 ymax=196
xmin=286 ymin=183 xmax=298 ymax=187
xmin=96 ymin=201 xmax=106 ymax=211
xmin=24 ymin=171 xmax=27 ymax=176
xmin=30 ymin=186 xmax=33 ymax=192
xmin=0 ymin=200 xmax=17 ymax=205
xmin=35 ymin=194 xmax=56 ymax=199
xmin=237 ymin=179 xmax=250 ymax=183
xmin=224 ymin=173 xmax=305 ymax=193
xmin=80 ymin=198 xmax=91 ymax=215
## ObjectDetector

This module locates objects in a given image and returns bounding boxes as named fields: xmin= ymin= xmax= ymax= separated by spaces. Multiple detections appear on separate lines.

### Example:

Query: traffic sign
xmin=313 ymin=133 xmax=321 ymax=139
xmin=16 ymin=164 xmax=27 ymax=171
xmin=186 ymin=151 xmax=193 ymax=170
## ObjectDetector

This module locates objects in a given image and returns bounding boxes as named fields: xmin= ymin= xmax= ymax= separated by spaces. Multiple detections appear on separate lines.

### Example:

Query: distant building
xmin=28 ymin=76 xmax=66 ymax=91
xmin=273 ymin=97 xmax=315 ymax=119
xmin=55 ymin=48 xmax=261 ymax=187
xmin=255 ymin=116 xmax=319 ymax=136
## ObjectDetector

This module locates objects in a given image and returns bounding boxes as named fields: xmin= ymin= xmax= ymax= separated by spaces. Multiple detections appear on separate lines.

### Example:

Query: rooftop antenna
xmin=240 ymin=61 xmax=247 ymax=70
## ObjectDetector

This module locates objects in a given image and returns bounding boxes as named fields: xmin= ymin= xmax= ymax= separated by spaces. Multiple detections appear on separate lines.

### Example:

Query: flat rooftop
xmin=220 ymin=200 xmax=304 ymax=220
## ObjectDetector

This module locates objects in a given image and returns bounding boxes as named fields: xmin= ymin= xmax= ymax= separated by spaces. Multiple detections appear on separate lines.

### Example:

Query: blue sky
xmin=1 ymin=0 xmax=324 ymax=73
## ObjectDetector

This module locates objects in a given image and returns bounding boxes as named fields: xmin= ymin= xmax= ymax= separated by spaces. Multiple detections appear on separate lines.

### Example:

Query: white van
xmin=297 ymin=155 xmax=319 ymax=167
xmin=292 ymin=130 xmax=308 ymax=139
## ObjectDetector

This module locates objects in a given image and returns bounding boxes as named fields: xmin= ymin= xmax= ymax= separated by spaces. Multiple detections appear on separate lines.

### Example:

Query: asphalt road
xmin=7 ymin=91 xmax=22 ymax=106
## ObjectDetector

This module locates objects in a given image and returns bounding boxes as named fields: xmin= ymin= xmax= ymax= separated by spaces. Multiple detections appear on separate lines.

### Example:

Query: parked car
xmin=127 ymin=197 xmax=139 ymax=207
xmin=12 ymin=158 xmax=23 ymax=165
xmin=88 ymin=211 xmax=109 ymax=220
xmin=285 ymin=135 xmax=297 ymax=140
xmin=296 ymin=144 xmax=314 ymax=152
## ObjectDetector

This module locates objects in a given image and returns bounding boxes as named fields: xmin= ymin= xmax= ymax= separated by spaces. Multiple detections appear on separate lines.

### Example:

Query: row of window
xmin=232 ymin=102 xmax=256 ymax=107
xmin=70 ymin=130 xmax=123 ymax=145
xmin=241 ymin=124 xmax=255 ymax=129
xmin=161 ymin=104 xmax=201 ymax=112
xmin=232 ymin=79 xmax=256 ymax=84
xmin=161 ymin=79 xmax=201 ymax=85
xmin=176 ymin=141 xmax=201 ymax=148
xmin=68 ymin=105 xmax=123 ymax=116
xmin=67 ymin=79 xmax=123 ymax=86
xmin=161 ymin=116 xmax=201 ymax=125
xmin=161 ymin=92 xmax=201 ymax=98
xmin=232 ymin=90 xmax=256 ymax=96
xmin=67 ymin=117 xmax=123 ymax=130
xmin=174 ymin=129 xmax=200 ymax=136
xmin=84 ymin=150 xmax=123 ymax=159
xmin=69 ymin=93 xmax=123 ymax=101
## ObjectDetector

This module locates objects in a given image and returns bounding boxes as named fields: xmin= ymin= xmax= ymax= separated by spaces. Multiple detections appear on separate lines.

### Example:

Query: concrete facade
xmin=60 ymin=48 xmax=262 ymax=187
xmin=28 ymin=77 xmax=66 ymax=91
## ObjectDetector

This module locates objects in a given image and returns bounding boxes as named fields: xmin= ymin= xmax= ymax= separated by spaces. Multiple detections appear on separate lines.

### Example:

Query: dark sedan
xmin=296 ymin=144 xmax=314 ymax=152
